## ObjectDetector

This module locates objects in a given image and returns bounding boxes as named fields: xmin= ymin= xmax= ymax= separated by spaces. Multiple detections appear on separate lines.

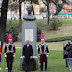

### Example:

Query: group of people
xmin=63 ymin=40 xmax=72 ymax=67
xmin=3 ymin=33 xmax=72 ymax=72
xmin=5 ymin=34 xmax=49 ymax=72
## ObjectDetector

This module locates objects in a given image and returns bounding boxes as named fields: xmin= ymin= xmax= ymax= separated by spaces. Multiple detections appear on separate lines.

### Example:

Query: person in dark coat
xmin=66 ymin=40 xmax=72 ymax=58
xmin=23 ymin=40 xmax=33 ymax=72
xmin=63 ymin=41 xmax=70 ymax=67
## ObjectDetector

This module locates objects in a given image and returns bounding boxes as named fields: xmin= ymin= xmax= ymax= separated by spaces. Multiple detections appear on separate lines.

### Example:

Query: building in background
xmin=0 ymin=0 xmax=72 ymax=19
xmin=58 ymin=0 xmax=72 ymax=18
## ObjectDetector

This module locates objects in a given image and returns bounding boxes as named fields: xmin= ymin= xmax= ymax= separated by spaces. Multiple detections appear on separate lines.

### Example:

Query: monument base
xmin=20 ymin=56 xmax=38 ymax=71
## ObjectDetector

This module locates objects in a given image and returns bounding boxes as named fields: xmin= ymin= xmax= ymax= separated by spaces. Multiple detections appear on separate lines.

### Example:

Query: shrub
xmin=49 ymin=18 xmax=62 ymax=30
xmin=6 ymin=26 xmax=19 ymax=42
xmin=7 ymin=20 xmax=20 ymax=28
xmin=45 ymin=36 xmax=72 ymax=42
xmin=37 ymin=26 xmax=42 ymax=42
xmin=22 ymin=58 xmax=37 ymax=71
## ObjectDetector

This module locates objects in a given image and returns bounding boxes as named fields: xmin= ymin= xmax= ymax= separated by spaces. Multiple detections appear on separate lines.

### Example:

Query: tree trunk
xmin=47 ymin=0 xmax=50 ymax=25
xmin=0 ymin=0 xmax=8 ymax=49
xmin=0 ymin=17 xmax=4 ymax=49
xmin=19 ymin=0 xmax=22 ymax=32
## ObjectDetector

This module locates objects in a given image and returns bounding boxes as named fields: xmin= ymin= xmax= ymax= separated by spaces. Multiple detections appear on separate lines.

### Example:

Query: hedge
xmin=45 ymin=36 xmax=72 ymax=42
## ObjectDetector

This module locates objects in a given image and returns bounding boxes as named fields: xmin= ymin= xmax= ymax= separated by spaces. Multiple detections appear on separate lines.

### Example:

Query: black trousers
xmin=66 ymin=59 xmax=67 ymax=65
xmin=7 ymin=62 xmax=13 ymax=72
xmin=25 ymin=61 xmax=31 ymax=72
xmin=41 ymin=62 xmax=47 ymax=71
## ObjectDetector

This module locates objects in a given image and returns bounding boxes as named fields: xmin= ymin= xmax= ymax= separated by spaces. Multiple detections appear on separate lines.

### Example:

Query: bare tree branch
xmin=42 ymin=0 xmax=47 ymax=6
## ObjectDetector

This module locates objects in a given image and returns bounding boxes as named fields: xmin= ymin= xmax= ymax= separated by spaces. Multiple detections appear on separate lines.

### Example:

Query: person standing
xmin=66 ymin=40 xmax=72 ymax=58
xmin=38 ymin=34 xmax=49 ymax=71
xmin=23 ymin=40 xmax=33 ymax=72
xmin=63 ymin=41 xmax=70 ymax=67
xmin=4 ymin=34 xmax=16 ymax=72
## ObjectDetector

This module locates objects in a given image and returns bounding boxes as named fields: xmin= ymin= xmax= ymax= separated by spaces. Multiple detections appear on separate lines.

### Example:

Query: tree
xmin=8 ymin=2 xmax=19 ymax=21
xmin=42 ymin=0 xmax=68 ymax=25
xmin=8 ymin=0 xmax=38 ymax=32
xmin=0 ymin=0 xmax=9 ymax=49
xmin=40 ymin=7 xmax=47 ymax=13
xmin=8 ymin=0 xmax=21 ymax=31
xmin=19 ymin=0 xmax=22 ymax=32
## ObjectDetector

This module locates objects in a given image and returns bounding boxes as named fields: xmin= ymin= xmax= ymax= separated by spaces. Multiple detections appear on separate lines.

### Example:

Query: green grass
xmin=7 ymin=19 xmax=72 ymax=41
xmin=35 ymin=19 xmax=72 ymax=40
xmin=61 ymin=19 xmax=72 ymax=24
xmin=0 ymin=48 xmax=70 ymax=72
xmin=3 ymin=41 xmax=68 ymax=51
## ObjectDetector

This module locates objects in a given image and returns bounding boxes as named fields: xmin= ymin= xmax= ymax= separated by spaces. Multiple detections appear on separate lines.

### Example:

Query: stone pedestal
xmin=20 ymin=56 xmax=24 ymax=71
xmin=20 ymin=21 xmax=38 ymax=70
xmin=20 ymin=56 xmax=38 ymax=70
xmin=22 ymin=21 xmax=37 ymax=56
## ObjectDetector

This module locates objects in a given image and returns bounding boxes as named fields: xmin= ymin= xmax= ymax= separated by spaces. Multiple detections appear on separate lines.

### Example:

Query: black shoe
xmin=45 ymin=68 xmax=47 ymax=72
xmin=8 ymin=70 xmax=10 ymax=72
xmin=10 ymin=70 xmax=12 ymax=72
xmin=45 ymin=69 xmax=47 ymax=72
xmin=41 ymin=69 xmax=43 ymax=71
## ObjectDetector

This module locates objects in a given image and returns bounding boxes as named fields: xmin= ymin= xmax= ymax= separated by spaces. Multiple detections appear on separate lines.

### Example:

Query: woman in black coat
xmin=63 ymin=42 xmax=70 ymax=67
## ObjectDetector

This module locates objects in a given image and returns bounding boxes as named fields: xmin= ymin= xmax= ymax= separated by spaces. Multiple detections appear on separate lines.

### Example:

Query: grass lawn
xmin=3 ymin=41 xmax=66 ymax=51
xmin=7 ymin=19 xmax=72 ymax=41
xmin=35 ymin=19 xmax=72 ymax=40
xmin=44 ymin=24 xmax=72 ymax=40
xmin=61 ymin=19 xmax=72 ymax=24
xmin=3 ymin=41 xmax=68 ymax=51
xmin=17 ymin=19 xmax=72 ymax=41
xmin=0 ymin=48 xmax=70 ymax=72
xmin=3 ymin=19 xmax=72 ymax=72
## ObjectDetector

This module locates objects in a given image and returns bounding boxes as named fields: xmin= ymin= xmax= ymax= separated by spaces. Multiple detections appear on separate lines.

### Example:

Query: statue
xmin=23 ymin=5 xmax=36 ymax=21
xmin=20 ymin=5 xmax=38 ymax=71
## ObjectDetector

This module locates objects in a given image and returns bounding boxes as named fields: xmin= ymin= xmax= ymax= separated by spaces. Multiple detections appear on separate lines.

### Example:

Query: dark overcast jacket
xmin=23 ymin=44 xmax=33 ymax=62
xmin=66 ymin=44 xmax=72 ymax=58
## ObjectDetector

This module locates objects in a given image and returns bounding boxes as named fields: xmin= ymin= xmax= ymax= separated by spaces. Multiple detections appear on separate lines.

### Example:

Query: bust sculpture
xmin=23 ymin=5 xmax=36 ymax=21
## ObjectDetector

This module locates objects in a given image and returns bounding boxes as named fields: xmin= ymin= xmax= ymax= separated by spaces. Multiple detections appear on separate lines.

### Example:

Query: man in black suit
xmin=66 ymin=40 xmax=72 ymax=58
xmin=23 ymin=40 xmax=33 ymax=72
